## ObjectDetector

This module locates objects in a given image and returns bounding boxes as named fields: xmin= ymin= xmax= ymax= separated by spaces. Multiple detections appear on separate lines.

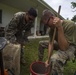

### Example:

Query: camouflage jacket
xmin=5 ymin=12 xmax=34 ymax=44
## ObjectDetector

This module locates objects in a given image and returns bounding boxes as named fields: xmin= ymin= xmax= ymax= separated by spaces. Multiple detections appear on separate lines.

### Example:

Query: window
xmin=0 ymin=10 xmax=2 ymax=23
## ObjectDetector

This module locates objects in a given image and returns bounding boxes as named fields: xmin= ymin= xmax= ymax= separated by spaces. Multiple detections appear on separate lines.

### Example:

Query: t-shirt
xmin=49 ymin=20 xmax=76 ymax=46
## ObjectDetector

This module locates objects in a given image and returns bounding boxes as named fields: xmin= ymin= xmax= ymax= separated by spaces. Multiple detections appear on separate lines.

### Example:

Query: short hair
xmin=28 ymin=8 xmax=37 ymax=17
xmin=41 ymin=9 xmax=54 ymax=22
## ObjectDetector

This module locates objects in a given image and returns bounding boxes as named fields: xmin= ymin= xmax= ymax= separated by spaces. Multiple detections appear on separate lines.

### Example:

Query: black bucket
xmin=30 ymin=61 xmax=50 ymax=75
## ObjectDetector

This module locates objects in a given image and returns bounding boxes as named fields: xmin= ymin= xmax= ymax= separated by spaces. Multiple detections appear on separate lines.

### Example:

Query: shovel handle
xmin=48 ymin=5 xmax=61 ymax=64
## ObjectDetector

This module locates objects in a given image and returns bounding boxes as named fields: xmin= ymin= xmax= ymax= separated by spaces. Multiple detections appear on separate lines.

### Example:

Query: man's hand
xmin=53 ymin=17 xmax=62 ymax=28
xmin=45 ymin=60 xmax=50 ymax=67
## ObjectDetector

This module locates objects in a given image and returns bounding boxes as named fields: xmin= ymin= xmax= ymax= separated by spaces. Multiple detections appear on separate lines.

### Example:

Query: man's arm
xmin=45 ymin=41 xmax=53 ymax=65
xmin=5 ymin=14 xmax=20 ymax=41
xmin=48 ymin=41 xmax=53 ymax=60
xmin=53 ymin=17 xmax=69 ymax=51
xmin=57 ymin=26 xmax=69 ymax=51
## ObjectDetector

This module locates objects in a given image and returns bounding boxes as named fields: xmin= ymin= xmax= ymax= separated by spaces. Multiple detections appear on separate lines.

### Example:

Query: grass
xmin=20 ymin=38 xmax=76 ymax=75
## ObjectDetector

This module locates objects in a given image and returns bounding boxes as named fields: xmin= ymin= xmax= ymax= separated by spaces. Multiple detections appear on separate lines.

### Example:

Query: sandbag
xmin=3 ymin=42 xmax=21 ymax=75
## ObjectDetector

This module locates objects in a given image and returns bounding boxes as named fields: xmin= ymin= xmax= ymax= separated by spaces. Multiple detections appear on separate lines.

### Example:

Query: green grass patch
xmin=20 ymin=38 xmax=76 ymax=75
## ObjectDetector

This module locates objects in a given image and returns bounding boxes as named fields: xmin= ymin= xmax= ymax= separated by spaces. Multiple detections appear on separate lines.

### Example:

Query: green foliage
xmin=20 ymin=38 xmax=48 ymax=75
xmin=71 ymin=15 xmax=76 ymax=22
xmin=71 ymin=2 xmax=76 ymax=20
xmin=20 ymin=38 xmax=76 ymax=75
xmin=71 ymin=2 xmax=76 ymax=9
xmin=64 ymin=61 xmax=76 ymax=75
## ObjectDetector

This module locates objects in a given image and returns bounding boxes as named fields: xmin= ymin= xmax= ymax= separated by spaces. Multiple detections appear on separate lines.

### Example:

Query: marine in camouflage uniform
xmin=40 ymin=9 xmax=76 ymax=75
xmin=4 ymin=8 xmax=37 ymax=66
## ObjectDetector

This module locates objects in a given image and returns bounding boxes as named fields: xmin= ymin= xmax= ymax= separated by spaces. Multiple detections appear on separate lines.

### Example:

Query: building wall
xmin=0 ymin=3 xmax=41 ymax=36
xmin=0 ymin=3 xmax=20 ymax=27
xmin=0 ymin=3 xmax=48 ymax=38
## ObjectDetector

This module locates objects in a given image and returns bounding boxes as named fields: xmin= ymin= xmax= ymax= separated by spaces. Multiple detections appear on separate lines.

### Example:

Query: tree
xmin=71 ymin=2 xmax=76 ymax=12
xmin=71 ymin=15 xmax=76 ymax=22
xmin=71 ymin=2 xmax=76 ymax=22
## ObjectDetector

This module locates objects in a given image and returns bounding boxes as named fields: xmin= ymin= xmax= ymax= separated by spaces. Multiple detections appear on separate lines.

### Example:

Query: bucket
xmin=30 ymin=61 xmax=50 ymax=75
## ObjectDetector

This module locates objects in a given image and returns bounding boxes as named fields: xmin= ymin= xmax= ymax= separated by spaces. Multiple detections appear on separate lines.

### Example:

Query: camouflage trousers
xmin=3 ymin=41 xmax=21 ymax=75
xmin=38 ymin=40 xmax=59 ymax=61
xmin=38 ymin=40 xmax=76 ymax=75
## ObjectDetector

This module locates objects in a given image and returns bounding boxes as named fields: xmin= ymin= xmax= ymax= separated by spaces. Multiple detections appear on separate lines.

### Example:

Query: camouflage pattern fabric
xmin=38 ymin=40 xmax=76 ymax=75
xmin=38 ymin=40 xmax=59 ymax=61
xmin=5 ymin=12 xmax=33 ymax=44
xmin=3 ymin=41 xmax=21 ymax=75
xmin=4 ymin=12 xmax=34 ymax=75
xmin=38 ymin=40 xmax=49 ymax=61
xmin=50 ymin=45 xmax=76 ymax=75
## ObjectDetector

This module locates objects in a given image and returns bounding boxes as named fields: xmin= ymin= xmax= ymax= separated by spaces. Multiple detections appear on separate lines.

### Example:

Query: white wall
xmin=0 ymin=3 xmax=20 ymax=27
